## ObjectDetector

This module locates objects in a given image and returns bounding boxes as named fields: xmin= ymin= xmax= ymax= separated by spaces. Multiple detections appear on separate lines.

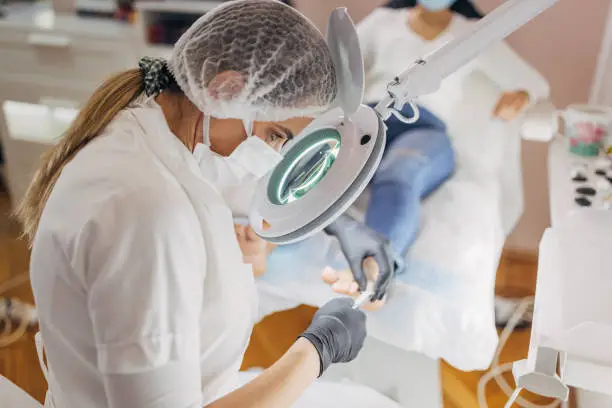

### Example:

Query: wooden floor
xmin=0 ymin=186 xmax=561 ymax=407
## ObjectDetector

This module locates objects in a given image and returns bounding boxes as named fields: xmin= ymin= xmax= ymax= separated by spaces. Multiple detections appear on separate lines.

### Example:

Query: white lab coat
xmin=357 ymin=8 xmax=550 ymax=121
xmin=29 ymin=99 xmax=258 ymax=407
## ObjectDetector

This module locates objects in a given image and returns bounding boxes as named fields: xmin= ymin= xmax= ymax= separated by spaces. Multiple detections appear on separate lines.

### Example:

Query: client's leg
xmin=366 ymin=127 xmax=456 ymax=255
xmin=321 ymin=105 xmax=454 ymax=307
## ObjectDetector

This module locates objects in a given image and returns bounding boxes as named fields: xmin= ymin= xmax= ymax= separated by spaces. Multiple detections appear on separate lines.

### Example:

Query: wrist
xmin=292 ymin=337 xmax=321 ymax=378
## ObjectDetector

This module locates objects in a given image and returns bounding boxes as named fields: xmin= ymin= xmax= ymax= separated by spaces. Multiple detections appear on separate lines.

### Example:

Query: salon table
xmin=547 ymin=136 xmax=612 ymax=408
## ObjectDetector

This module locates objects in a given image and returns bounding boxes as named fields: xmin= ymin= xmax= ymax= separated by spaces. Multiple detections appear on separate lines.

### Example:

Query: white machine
xmin=509 ymin=209 xmax=612 ymax=405
xmin=249 ymin=0 xmax=561 ymax=244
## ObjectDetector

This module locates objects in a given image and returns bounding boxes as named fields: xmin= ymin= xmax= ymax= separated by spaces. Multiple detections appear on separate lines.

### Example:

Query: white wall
xmin=590 ymin=3 xmax=612 ymax=105
xmin=477 ymin=0 xmax=611 ymax=251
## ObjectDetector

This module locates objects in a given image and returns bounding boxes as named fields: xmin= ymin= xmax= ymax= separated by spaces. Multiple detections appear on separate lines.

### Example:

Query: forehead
xmin=273 ymin=117 xmax=314 ymax=134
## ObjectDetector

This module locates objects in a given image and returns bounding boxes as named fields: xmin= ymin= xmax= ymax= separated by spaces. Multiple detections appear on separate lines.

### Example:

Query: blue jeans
xmin=366 ymin=104 xmax=456 ymax=256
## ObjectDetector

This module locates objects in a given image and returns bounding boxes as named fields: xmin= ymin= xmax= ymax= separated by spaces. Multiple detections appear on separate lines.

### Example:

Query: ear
xmin=208 ymin=71 xmax=246 ymax=101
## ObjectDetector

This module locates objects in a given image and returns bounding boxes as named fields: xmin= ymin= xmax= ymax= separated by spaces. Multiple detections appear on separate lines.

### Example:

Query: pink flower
xmin=594 ymin=127 xmax=606 ymax=142
xmin=575 ymin=123 xmax=607 ymax=143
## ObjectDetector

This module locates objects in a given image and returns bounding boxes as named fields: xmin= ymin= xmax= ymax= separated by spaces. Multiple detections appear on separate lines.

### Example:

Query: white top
xmin=30 ymin=98 xmax=258 ymax=408
xmin=357 ymin=8 xmax=550 ymax=120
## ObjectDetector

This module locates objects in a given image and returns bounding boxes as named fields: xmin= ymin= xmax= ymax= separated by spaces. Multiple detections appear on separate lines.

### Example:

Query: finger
xmin=492 ymin=103 xmax=502 ymax=117
xmin=336 ymin=270 xmax=359 ymax=295
xmin=372 ymin=271 xmax=392 ymax=301
xmin=321 ymin=267 xmax=340 ymax=284
xmin=325 ymin=269 xmax=359 ymax=295
xmin=332 ymin=279 xmax=355 ymax=295
xmin=371 ymin=251 xmax=393 ymax=300
xmin=492 ymin=96 xmax=508 ymax=117
xmin=500 ymin=106 xmax=517 ymax=121
xmin=245 ymin=226 xmax=261 ymax=242
xmin=362 ymin=299 xmax=386 ymax=312
xmin=337 ymin=268 xmax=356 ymax=282
xmin=362 ymin=256 xmax=380 ymax=282
xmin=511 ymin=95 xmax=527 ymax=111
xmin=235 ymin=224 xmax=246 ymax=237
xmin=348 ymin=258 xmax=367 ymax=291
xmin=512 ymin=91 xmax=529 ymax=105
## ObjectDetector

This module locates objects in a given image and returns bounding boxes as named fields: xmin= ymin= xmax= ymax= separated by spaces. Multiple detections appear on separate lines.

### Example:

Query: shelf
xmin=135 ymin=0 xmax=224 ymax=14
xmin=2 ymin=100 xmax=78 ymax=145
xmin=0 ymin=2 xmax=133 ymax=40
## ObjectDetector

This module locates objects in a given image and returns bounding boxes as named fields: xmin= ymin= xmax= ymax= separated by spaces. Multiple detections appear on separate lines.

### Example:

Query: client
xmin=230 ymin=0 xmax=546 ymax=308
xmin=322 ymin=0 xmax=546 ymax=306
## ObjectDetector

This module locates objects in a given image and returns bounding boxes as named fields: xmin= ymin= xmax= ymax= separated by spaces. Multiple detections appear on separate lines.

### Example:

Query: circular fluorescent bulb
xmin=249 ymin=105 xmax=385 ymax=244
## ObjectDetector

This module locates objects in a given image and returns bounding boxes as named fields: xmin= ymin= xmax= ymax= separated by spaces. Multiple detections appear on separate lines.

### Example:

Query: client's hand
xmin=321 ymin=258 xmax=386 ymax=312
xmin=493 ymin=90 xmax=530 ymax=121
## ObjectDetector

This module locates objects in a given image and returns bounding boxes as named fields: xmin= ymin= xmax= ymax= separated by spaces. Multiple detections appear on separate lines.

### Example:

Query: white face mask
xmin=194 ymin=115 xmax=283 ymax=192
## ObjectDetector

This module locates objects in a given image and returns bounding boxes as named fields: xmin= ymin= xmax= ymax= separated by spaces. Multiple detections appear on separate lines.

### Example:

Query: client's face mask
xmin=194 ymin=115 xmax=283 ymax=207
xmin=417 ymin=0 xmax=455 ymax=11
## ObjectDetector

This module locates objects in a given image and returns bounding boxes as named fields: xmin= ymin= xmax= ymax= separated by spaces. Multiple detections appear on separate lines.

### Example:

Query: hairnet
xmin=169 ymin=0 xmax=338 ymax=122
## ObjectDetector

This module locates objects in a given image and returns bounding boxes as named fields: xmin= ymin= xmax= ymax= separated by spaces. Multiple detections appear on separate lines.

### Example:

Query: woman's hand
xmin=321 ymin=257 xmax=386 ymax=312
xmin=235 ymin=224 xmax=266 ymax=258
xmin=234 ymin=224 xmax=276 ymax=277
xmin=493 ymin=90 xmax=530 ymax=121
xmin=298 ymin=295 xmax=368 ymax=377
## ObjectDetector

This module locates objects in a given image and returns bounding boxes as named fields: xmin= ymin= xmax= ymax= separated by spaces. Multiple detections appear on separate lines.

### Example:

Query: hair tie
xmin=138 ymin=57 xmax=174 ymax=96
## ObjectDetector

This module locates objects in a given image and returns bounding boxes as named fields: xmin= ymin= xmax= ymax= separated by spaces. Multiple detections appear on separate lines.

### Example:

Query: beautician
xmin=18 ymin=1 xmax=370 ymax=407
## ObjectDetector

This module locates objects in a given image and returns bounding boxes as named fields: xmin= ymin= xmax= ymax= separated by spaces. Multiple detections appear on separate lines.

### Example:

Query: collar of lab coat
xmin=120 ymin=102 xmax=228 ymax=210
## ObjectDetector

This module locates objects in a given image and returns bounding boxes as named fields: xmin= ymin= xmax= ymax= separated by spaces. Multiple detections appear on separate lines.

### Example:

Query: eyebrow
xmin=278 ymin=126 xmax=295 ymax=140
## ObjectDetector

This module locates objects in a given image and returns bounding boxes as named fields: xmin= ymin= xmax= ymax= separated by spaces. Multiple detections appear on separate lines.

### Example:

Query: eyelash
xmin=270 ymin=132 xmax=286 ymax=143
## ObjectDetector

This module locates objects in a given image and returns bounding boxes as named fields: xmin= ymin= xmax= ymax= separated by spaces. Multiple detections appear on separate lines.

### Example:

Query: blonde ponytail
xmin=15 ymin=69 xmax=144 ymax=244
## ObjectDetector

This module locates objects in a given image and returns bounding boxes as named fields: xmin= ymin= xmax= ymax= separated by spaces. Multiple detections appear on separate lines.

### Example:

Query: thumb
xmin=245 ymin=226 xmax=260 ymax=242
xmin=234 ymin=224 xmax=246 ymax=238
xmin=493 ymin=97 xmax=504 ymax=117
xmin=348 ymin=257 xmax=367 ymax=291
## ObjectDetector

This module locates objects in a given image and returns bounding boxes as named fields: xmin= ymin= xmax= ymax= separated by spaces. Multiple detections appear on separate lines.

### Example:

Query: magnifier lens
xmin=268 ymin=128 xmax=341 ymax=205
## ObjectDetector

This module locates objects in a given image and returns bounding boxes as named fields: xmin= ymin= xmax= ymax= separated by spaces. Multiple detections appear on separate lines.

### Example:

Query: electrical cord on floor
xmin=495 ymin=295 xmax=534 ymax=329
xmin=0 ymin=271 xmax=37 ymax=348
xmin=477 ymin=297 xmax=561 ymax=408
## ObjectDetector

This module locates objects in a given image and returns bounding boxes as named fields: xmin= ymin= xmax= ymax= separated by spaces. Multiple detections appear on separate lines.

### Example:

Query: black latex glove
xmin=298 ymin=298 xmax=367 ymax=376
xmin=324 ymin=213 xmax=399 ymax=301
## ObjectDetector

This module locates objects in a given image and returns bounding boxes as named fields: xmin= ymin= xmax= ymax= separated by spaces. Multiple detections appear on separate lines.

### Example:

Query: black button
xmin=596 ymin=169 xmax=607 ymax=176
xmin=360 ymin=134 xmax=371 ymax=145
xmin=572 ymin=175 xmax=588 ymax=182
xmin=576 ymin=186 xmax=596 ymax=196
xmin=575 ymin=196 xmax=592 ymax=207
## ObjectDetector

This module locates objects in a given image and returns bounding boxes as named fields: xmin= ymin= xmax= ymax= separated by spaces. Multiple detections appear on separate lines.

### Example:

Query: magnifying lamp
xmin=250 ymin=0 xmax=560 ymax=244
xmin=249 ymin=8 xmax=383 ymax=244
